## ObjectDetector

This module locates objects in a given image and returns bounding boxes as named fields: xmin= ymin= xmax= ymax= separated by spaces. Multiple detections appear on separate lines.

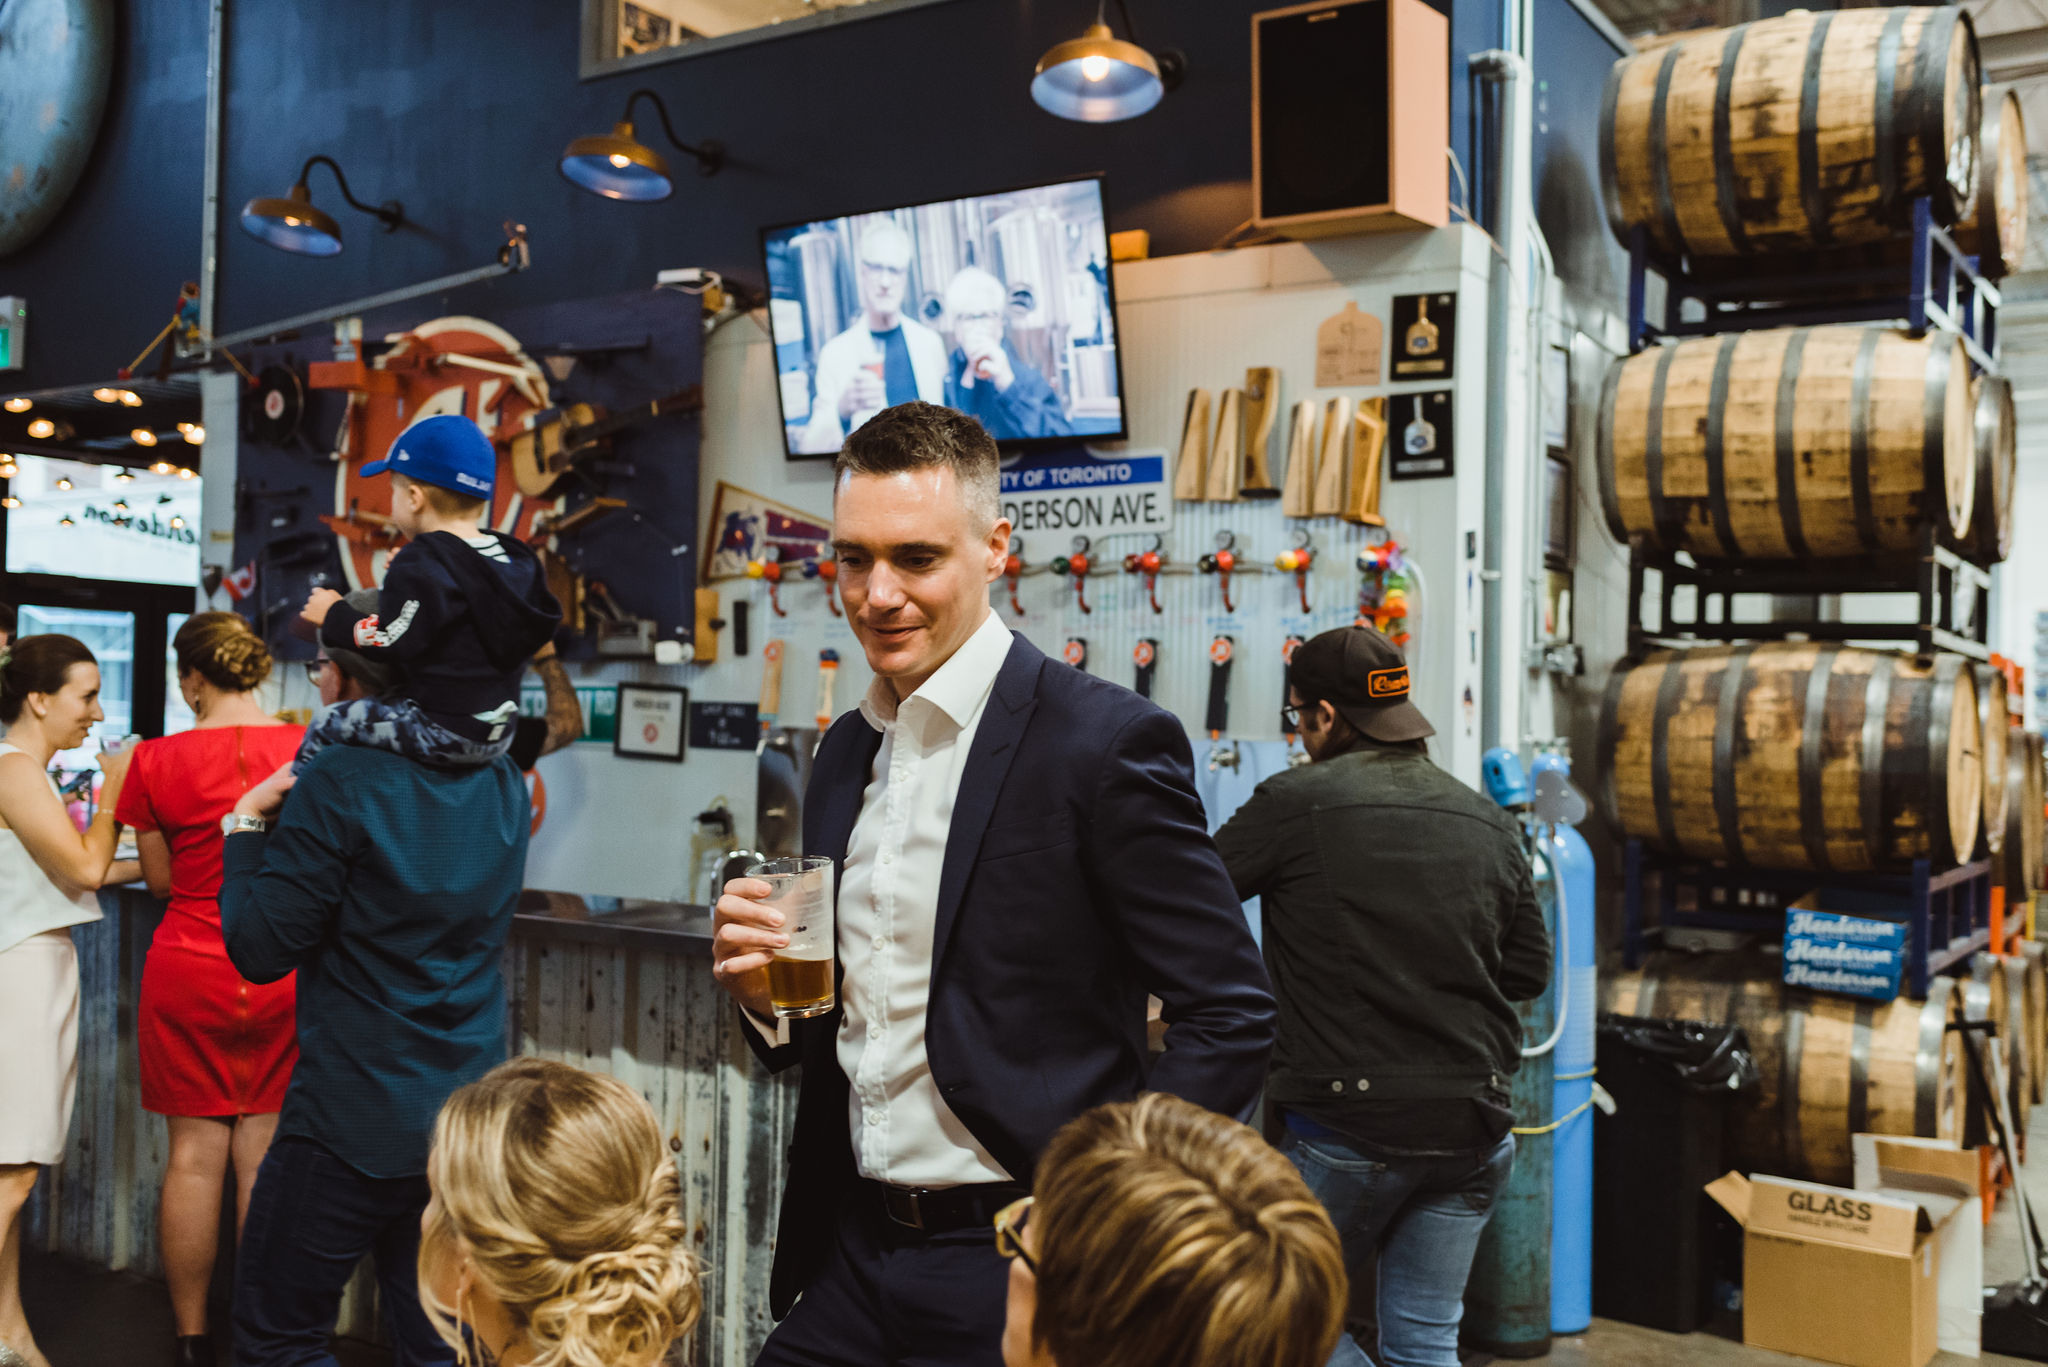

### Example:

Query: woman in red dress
xmin=116 ymin=614 xmax=303 ymax=1367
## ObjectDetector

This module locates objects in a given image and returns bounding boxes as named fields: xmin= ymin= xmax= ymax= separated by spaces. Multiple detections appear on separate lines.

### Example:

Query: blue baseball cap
xmin=360 ymin=414 xmax=495 ymax=499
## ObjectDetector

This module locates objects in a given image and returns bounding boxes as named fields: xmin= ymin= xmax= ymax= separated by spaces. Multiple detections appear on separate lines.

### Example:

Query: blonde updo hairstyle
xmin=1027 ymin=1093 xmax=1348 ymax=1367
xmin=173 ymin=611 xmax=272 ymax=693
xmin=420 ymin=1058 xmax=702 ymax=1367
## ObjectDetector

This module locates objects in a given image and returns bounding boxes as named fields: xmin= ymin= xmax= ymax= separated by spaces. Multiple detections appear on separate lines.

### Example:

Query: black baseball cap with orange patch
xmin=1287 ymin=624 xmax=1436 ymax=743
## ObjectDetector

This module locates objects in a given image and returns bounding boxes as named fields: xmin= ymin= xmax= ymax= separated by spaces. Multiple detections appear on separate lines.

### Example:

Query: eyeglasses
xmin=993 ymin=1195 xmax=1036 ymax=1274
xmin=305 ymin=659 xmax=331 ymax=685
xmin=1281 ymin=703 xmax=1302 ymax=730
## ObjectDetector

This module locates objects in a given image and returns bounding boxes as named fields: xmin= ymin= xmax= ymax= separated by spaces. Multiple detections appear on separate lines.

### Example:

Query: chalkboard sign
xmin=690 ymin=701 xmax=760 ymax=751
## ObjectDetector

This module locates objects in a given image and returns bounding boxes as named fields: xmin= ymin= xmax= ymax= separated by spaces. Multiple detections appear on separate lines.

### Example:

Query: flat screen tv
xmin=761 ymin=175 xmax=1125 ymax=459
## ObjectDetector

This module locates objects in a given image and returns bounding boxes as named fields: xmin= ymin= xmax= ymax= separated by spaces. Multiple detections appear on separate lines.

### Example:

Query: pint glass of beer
xmin=749 ymin=856 xmax=836 ymax=1019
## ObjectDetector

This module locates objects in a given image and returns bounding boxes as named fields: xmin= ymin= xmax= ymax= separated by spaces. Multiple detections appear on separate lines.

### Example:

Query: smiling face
xmin=832 ymin=465 xmax=1009 ymax=699
xmin=35 ymin=662 xmax=105 ymax=750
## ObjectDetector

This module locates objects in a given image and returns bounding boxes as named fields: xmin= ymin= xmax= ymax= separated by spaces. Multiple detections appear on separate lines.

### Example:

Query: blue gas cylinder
xmin=1531 ymin=751 xmax=1596 ymax=1336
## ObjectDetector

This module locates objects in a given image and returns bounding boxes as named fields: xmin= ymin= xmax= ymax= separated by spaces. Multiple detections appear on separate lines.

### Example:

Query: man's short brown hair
xmin=1029 ymin=1093 xmax=1346 ymax=1367
xmin=834 ymin=401 xmax=1001 ymax=529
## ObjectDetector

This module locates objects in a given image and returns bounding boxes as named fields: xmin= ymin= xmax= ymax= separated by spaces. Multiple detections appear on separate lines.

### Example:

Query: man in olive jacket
xmin=1214 ymin=624 xmax=1550 ymax=1367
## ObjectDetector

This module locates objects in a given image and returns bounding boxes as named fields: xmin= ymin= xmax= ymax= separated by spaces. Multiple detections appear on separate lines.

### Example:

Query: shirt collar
xmin=858 ymin=611 xmax=1013 ymax=732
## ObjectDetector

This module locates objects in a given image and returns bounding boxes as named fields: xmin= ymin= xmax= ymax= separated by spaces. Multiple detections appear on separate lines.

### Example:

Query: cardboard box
xmin=1852 ymin=1136 xmax=1981 ymax=1359
xmin=1706 ymin=1171 xmax=1957 ymax=1367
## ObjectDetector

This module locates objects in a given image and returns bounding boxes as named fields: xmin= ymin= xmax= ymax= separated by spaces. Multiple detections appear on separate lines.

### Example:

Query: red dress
xmin=116 ymin=725 xmax=305 ymax=1116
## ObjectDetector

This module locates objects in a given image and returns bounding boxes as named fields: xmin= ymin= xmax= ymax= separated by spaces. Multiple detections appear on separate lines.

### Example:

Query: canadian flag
xmin=223 ymin=561 xmax=258 ymax=602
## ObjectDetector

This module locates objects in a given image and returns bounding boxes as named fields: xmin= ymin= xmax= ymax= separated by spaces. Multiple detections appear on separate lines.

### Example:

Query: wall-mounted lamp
xmin=241 ymin=155 xmax=405 ymax=257
xmin=1032 ymin=0 xmax=1184 ymax=123
xmin=560 ymin=89 xmax=724 ymax=202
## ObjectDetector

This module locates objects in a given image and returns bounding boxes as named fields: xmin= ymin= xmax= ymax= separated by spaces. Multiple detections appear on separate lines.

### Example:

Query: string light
xmin=92 ymin=388 xmax=119 ymax=403
xmin=118 ymin=390 xmax=141 ymax=407
xmin=182 ymin=424 xmax=205 ymax=445
xmin=3 ymin=398 xmax=29 ymax=413
xmin=131 ymin=428 xmax=158 ymax=447
xmin=27 ymin=419 xmax=54 ymax=439
xmin=148 ymin=460 xmax=174 ymax=475
xmin=177 ymin=466 xmax=196 ymax=480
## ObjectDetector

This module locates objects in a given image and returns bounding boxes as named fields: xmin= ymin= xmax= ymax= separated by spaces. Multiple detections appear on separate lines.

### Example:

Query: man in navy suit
xmin=713 ymin=402 xmax=1275 ymax=1366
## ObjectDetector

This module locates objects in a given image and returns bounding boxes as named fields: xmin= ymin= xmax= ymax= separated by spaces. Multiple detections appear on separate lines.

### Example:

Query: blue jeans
xmin=294 ymin=696 xmax=512 ymax=773
xmin=1281 ymin=1124 xmax=1516 ymax=1367
xmin=232 ymin=1135 xmax=454 ymax=1367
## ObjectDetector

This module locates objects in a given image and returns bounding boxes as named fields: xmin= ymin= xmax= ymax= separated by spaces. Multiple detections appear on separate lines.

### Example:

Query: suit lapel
xmin=931 ymin=635 xmax=1043 ymax=969
xmin=807 ymin=722 xmax=882 ymax=864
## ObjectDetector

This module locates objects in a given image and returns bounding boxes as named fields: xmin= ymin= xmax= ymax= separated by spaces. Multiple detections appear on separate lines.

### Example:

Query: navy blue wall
xmin=0 ymin=0 xmax=1635 ymax=393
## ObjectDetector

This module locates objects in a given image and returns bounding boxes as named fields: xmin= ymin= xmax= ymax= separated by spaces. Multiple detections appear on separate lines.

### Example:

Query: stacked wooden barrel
xmin=1606 ymin=953 xmax=1963 ymax=1186
xmin=1594 ymin=8 xmax=2027 ymax=1182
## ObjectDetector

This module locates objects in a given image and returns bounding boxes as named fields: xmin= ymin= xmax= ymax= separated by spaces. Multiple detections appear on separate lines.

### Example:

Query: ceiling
xmin=0 ymin=376 xmax=204 ymax=468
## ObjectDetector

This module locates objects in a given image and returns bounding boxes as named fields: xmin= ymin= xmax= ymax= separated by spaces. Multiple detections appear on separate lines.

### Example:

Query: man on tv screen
xmin=941 ymin=268 xmax=1072 ymax=443
xmin=798 ymin=223 xmax=946 ymax=454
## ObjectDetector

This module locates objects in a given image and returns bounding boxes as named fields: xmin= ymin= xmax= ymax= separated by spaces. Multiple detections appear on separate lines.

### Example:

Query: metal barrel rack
xmin=1621 ymin=838 xmax=1994 ymax=999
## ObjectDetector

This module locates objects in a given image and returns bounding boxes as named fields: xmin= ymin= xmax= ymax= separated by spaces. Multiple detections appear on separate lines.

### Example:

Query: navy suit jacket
xmin=747 ymin=630 xmax=1275 ymax=1316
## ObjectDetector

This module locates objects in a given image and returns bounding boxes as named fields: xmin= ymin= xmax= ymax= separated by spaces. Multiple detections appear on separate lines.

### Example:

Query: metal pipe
xmin=199 ymin=0 xmax=227 ymax=350
xmin=1472 ymin=48 xmax=1533 ymax=754
xmin=210 ymin=228 xmax=530 ymax=350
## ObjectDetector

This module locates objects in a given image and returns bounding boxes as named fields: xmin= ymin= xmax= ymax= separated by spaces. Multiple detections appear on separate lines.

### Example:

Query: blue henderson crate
xmin=1782 ymin=932 xmax=1905 ymax=1003
xmin=1783 ymin=910 xmax=1907 ymax=950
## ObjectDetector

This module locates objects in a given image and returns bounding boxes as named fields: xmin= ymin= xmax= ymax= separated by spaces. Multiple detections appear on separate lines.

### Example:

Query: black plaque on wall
xmin=1390 ymin=292 xmax=1455 ymax=378
xmin=689 ymin=701 xmax=760 ymax=751
xmin=1388 ymin=390 xmax=1454 ymax=480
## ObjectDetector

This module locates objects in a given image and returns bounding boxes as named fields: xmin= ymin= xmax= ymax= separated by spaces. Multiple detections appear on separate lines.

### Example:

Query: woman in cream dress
xmin=0 ymin=636 xmax=136 ymax=1367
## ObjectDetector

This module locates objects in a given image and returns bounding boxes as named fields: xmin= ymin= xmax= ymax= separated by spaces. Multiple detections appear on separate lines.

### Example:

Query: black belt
xmin=860 ymin=1179 xmax=1025 ymax=1234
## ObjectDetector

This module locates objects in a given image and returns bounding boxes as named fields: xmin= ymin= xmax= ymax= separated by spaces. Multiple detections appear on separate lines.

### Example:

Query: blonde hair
xmin=172 ymin=611 xmax=272 ymax=692
xmin=393 ymin=471 xmax=490 ymax=519
xmin=420 ymin=1059 xmax=702 ymax=1367
xmin=1029 ymin=1093 xmax=1346 ymax=1367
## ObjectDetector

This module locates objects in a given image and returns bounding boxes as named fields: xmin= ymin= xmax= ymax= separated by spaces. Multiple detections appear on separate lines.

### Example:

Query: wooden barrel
xmin=1601 ymin=8 xmax=1981 ymax=261
xmin=1964 ymin=374 xmax=2016 ymax=563
xmin=2008 ymin=732 xmax=2047 ymax=900
xmin=1600 ymin=644 xmax=1982 ymax=871
xmin=1679 ymin=85 xmax=2028 ymax=294
xmin=1956 ymin=86 xmax=2029 ymax=278
xmin=1976 ymin=661 xmax=2011 ymax=858
xmin=1606 ymin=952 xmax=1962 ymax=1186
xmin=2022 ymin=940 xmax=2047 ymax=1105
xmin=1597 ymin=327 xmax=1975 ymax=560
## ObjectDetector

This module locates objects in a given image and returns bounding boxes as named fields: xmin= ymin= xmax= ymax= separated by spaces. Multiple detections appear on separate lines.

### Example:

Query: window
xmin=4 ymin=456 xmax=200 ymax=588
xmin=581 ymin=0 xmax=961 ymax=77
xmin=17 ymin=605 xmax=135 ymax=768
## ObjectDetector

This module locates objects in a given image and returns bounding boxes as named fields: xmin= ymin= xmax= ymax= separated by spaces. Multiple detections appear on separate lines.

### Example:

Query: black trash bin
xmin=1592 ymin=1013 xmax=1758 ymax=1334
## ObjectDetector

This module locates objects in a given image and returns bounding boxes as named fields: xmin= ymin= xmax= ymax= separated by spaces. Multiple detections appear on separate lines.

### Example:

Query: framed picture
xmin=1544 ymin=454 xmax=1573 ymax=572
xmin=614 ymin=683 xmax=688 ymax=762
xmin=582 ymin=0 xmax=964 ymax=79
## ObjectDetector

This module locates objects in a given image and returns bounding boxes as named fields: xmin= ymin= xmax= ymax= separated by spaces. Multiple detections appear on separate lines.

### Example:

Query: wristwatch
xmin=220 ymin=813 xmax=270 ymax=837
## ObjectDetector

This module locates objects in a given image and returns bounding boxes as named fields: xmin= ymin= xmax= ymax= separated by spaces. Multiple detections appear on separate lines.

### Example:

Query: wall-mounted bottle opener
xmin=1050 ymin=534 xmax=1093 ymax=615
xmin=746 ymin=545 xmax=786 ymax=617
xmin=1198 ymin=530 xmax=1239 ymax=614
xmin=1122 ymin=535 xmax=1165 ymax=614
xmin=1063 ymin=637 xmax=1089 ymax=673
xmin=1004 ymin=534 xmax=1027 ymax=617
xmin=1174 ymin=388 xmax=1213 ymax=502
xmin=1206 ymin=635 xmax=1238 ymax=771
xmin=816 ymin=556 xmax=841 ymax=617
xmin=1275 ymin=530 xmax=1314 ymax=615
xmin=1133 ymin=638 xmax=1159 ymax=699
xmin=816 ymin=649 xmax=839 ymax=731
xmin=758 ymin=639 xmax=784 ymax=737
xmin=1239 ymin=366 xmax=1281 ymax=500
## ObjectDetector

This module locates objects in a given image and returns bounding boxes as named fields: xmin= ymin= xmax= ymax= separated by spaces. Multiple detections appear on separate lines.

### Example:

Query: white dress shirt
xmin=836 ymin=611 xmax=1016 ymax=1186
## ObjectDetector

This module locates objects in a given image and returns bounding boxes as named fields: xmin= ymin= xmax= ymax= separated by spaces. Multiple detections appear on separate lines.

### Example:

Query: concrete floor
xmin=22 ymin=1104 xmax=2048 ymax=1367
